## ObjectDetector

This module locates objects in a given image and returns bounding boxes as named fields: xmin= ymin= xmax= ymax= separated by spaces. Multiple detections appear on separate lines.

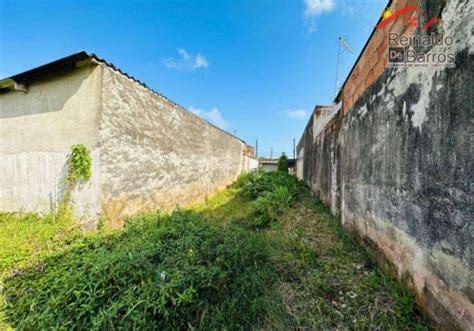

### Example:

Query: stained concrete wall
xmin=0 ymin=65 xmax=102 ymax=220
xmin=98 ymin=65 xmax=247 ymax=222
xmin=298 ymin=0 xmax=473 ymax=329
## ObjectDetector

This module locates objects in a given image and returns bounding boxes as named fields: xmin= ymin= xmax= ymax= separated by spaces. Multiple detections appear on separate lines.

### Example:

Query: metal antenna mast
xmin=335 ymin=37 xmax=354 ymax=97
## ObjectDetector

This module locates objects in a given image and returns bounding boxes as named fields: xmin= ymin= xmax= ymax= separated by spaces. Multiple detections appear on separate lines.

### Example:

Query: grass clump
xmin=3 ymin=211 xmax=273 ymax=330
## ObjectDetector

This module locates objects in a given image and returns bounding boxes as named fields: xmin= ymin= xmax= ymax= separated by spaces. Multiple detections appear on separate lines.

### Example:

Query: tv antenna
xmin=335 ymin=37 xmax=354 ymax=97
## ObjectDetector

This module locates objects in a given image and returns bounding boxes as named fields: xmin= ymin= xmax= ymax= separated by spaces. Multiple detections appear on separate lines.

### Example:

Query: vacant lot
xmin=1 ymin=172 xmax=431 ymax=329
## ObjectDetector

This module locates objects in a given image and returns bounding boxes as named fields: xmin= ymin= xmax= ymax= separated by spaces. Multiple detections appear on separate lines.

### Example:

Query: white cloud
xmin=339 ymin=0 xmax=386 ymax=16
xmin=303 ymin=0 xmax=335 ymax=32
xmin=286 ymin=109 xmax=308 ymax=119
xmin=189 ymin=107 xmax=228 ymax=130
xmin=303 ymin=0 xmax=385 ymax=33
xmin=164 ymin=49 xmax=209 ymax=71
xmin=304 ymin=0 xmax=335 ymax=17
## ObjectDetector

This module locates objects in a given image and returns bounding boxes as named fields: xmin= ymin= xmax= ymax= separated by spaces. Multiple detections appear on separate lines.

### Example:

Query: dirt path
xmin=199 ymin=179 xmax=432 ymax=329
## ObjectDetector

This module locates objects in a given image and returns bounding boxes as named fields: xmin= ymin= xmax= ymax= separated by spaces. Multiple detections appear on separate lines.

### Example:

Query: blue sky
xmin=0 ymin=0 xmax=386 ymax=157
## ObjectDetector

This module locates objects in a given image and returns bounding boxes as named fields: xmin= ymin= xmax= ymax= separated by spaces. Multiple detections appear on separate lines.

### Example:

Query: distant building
xmin=259 ymin=158 xmax=296 ymax=174
xmin=259 ymin=159 xmax=278 ymax=172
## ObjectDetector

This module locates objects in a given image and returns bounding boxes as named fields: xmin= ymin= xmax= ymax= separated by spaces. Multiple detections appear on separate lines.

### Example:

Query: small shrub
xmin=277 ymin=154 xmax=289 ymax=173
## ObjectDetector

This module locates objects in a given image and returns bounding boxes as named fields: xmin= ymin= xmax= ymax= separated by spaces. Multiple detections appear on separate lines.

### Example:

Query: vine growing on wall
xmin=67 ymin=144 xmax=92 ymax=183
xmin=60 ymin=144 xmax=92 ymax=214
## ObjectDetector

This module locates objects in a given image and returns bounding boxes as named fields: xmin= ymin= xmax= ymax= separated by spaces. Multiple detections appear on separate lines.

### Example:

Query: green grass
xmin=194 ymin=187 xmax=254 ymax=224
xmin=3 ymin=211 xmax=273 ymax=329
xmin=0 ymin=212 xmax=78 ymax=271
xmin=0 ymin=211 xmax=82 ymax=330
xmin=0 ymin=171 xmax=432 ymax=330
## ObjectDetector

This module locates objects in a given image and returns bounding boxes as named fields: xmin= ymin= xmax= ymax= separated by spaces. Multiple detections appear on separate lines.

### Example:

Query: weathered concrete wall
xmin=298 ymin=0 xmax=473 ymax=329
xmin=0 ymin=66 xmax=102 ymax=220
xmin=98 ymin=65 xmax=247 ymax=222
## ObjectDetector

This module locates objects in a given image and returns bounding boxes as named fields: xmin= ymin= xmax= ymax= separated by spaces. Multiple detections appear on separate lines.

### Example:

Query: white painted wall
xmin=0 ymin=65 xmax=102 ymax=220
xmin=248 ymin=157 xmax=259 ymax=171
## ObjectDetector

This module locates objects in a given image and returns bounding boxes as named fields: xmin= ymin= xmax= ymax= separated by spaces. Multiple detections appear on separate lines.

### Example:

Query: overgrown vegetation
xmin=238 ymin=170 xmax=302 ymax=201
xmin=236 ymin=171 xmax=303 ymax=228
xmin=1 ymin=171 xmax=431 ymax=330
xmin=4 ymin=212 xmax=272 ymax=329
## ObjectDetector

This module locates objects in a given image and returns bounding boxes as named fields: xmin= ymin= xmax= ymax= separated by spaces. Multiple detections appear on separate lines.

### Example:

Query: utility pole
xmin=270 ymin=148 xmax=273 ymax=159
xmin=255 ymin=139 xmax=258 ymax=158
xmin=293 ymin=138 xmax=296 ymax=160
